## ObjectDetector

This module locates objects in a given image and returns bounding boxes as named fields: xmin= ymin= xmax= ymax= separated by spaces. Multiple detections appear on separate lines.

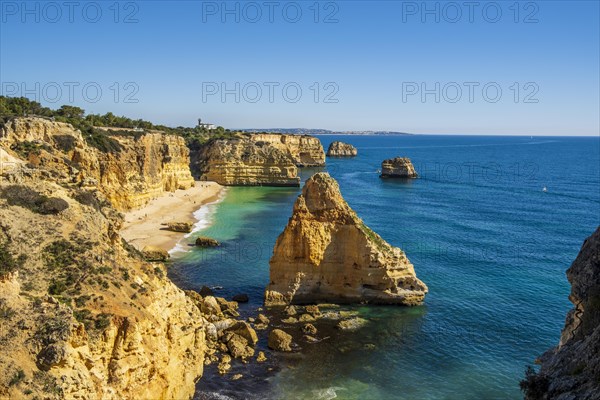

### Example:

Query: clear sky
xmin=1 ymin=0 xmax=599 ymax=135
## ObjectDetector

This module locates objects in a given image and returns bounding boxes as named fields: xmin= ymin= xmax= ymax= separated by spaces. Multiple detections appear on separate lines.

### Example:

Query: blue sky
xmin=1 ymin=0 xmax=599 ymax=135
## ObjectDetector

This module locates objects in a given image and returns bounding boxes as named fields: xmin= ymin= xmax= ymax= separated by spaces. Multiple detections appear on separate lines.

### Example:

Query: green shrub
xmin=9 ymin=369 xmax=25 ymax=386
xmin=43 ymin=240 xmax=78 ymax=270
xmin=74 ymin=190 xmax=101 ymax=210
xmin=10 ymin=141 xmax=52 ymax=158
xmin=48 ymin=280 xmax=67 ymax=296
xmin=0 ymin=300 xmax=15 ymax=319
xmin=0 ymin=242 xmax=19 ymax=275
xmin=53 ymin=135 xmax=77 ymax=152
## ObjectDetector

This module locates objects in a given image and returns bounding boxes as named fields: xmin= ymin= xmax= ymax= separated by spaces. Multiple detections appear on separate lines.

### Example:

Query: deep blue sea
xmin=168 ymin=135 xmax=600 ymax=400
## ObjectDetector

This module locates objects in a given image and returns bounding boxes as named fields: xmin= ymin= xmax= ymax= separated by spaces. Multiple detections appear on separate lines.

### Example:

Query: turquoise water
xmin=169 ymin=135 xmax=600 ymax=400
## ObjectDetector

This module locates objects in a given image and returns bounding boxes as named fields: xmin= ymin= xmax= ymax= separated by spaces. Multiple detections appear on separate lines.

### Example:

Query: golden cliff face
xmin=0 ymin=176 xmax=206 ymax=400
xmin=95 ymin=133 xmax=195 ymax=210
xmin=196 ymin=138 xmax=301 ymax=186
xmin=0 ymin=117 xmax=194 ymax=211
xmin=265 ymin=172 xmax=428 ymax=306
xmin=249 ymin=134 xmax=326 ymax=167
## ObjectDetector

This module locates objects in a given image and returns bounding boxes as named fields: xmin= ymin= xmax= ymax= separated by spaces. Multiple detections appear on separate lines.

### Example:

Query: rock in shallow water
xmin=268 ymin=329 xmax=293 ymax=352
xmin=195 ymin=236 xmax=220 ymax=247
xmin=380 ymin=157 xmax=418 ymax=178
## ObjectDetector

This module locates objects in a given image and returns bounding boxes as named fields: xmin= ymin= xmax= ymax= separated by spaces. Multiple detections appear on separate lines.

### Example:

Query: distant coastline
xmin=240 ymin=128 xmax=413 ymax=135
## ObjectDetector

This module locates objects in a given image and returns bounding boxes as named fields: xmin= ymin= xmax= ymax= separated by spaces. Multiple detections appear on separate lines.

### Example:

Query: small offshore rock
xmin=380 ymin=157 xmax=418 ymax=179
xmin=257 ymin=313 xmax=270 ymax=325
xmin=305 ymin=305 xmax=321 ymax=317
xmin=231 ymin=374 xmax=243 ymax=381
xmin=196 ymin=236 xmax=220 ymax=247
xmin=337 ymin=317 xmax=368 ymax=331
xmin=232 ymin=293 xmax=249 ymax=303
xmin=224 ymin=321 xmax=259 ymax=345
xmin=281 ymin=317 xmax=298 ymax=324
xmin=256 ymin=351 xmax=267 ymax=363
xmin=327 ymin=141 xmax=358 ymax=157
xmin=268 ymin=329 xmax=293 ymax=352
xmin=285 ymin=305 xmax=297 ymax=316
xmin=199 ymin=285 xmax=214 ymax=297
xmin=302 ymin=323 xmax=318 ymax=335
xmin=299 ymin=313 xmax=316 ymax=322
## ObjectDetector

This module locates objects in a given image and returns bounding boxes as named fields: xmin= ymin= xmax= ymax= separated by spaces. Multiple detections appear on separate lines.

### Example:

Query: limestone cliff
xmin=264 ymin=172 xmax=428 ymax=306
xmin=0 ymin=117 xmax=195 ymax=211
xmin=0 ymin=175 xmax=206 ymax=399
xmin=249 ymin=133 xmax=326 ymax=167
xmin=196 ymin=138 xmax=300 ymax=186
xmin=523 ymin=227 xmax=600 ymax=400
xmin=327 ymin=141 xmax=357 ymax=157
xmin=380 ymin=157 xmax=418 ymax=178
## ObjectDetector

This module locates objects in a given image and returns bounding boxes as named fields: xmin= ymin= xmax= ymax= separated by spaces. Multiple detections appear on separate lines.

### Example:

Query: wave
xmin=312 ymin=387 xmax=347 ymax=400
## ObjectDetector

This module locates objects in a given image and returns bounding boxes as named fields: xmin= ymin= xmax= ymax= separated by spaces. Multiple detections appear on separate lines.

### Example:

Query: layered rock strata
xmin=0 ymin=117 xmax=195 ymax=210
xmin=380 ymin=157 xmax=418 ymax=178
xmin=249 ymin=133 xmax=325 ymax=167
xmin=327 ymin=141 xmax=357 ymax=157
xmin=196 ymin=138 xmax=300 ymax=186
xmin=265 ymin=172 xmax=428 ymax=306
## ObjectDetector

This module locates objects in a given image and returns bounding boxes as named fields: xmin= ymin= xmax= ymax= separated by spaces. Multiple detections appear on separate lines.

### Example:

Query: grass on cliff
xmin=358 ymin=221 xmax=390 ymax=251
xmin=0 ymin=241 xmax=26 ymax=276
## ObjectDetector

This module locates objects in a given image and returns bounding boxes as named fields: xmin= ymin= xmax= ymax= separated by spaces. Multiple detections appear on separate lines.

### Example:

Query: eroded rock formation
xmin=523 ymin=227 xmax=600 ymax=400
xmin=249 ymin=133 xmax=326 ymax=167
xmin=0 ymin=117 xmax=195 ymax=210
xmin=264 ymin=172 xmax=427 ymax=306
xmin=327 ymin=141 xmax=357 ymax=157
xmin=0 ymin=176 xmax=206 ymax=400
xmin=196 ymin=138 xmax=300 ymax=186
xmin=380 ymin=157 xmax=418 ymax=178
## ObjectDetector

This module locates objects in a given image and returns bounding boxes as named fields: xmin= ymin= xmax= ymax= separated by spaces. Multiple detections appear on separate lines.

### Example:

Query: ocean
xmin=168 ymin=134 xmax=600 ymax=400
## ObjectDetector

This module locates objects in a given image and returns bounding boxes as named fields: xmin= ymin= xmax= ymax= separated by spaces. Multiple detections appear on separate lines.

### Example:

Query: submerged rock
xmin=232 ymin=293 xmax=249 ymax=303
xmin=380 ymin=157 xmax=418 ymax=178
xmin=327 ymin=141 xmax=358 ymax=157
xmin=524 ymin=227 xmax=600 ymax=399
xmin=264 ymin=172 xmax=427 ymax=306
xmin=337 ymin=317 xmax=368 ymax=331
xmin=268 ymin=329 xmax=293 ymax=352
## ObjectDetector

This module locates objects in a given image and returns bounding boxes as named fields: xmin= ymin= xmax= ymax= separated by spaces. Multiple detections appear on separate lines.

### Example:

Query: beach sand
xmin=120 ymin=181 xmax=223 ymax=252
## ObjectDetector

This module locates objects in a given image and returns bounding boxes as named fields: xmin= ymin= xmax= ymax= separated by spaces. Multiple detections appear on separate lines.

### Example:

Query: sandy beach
xmin=120 ymin=181 xmax=223 ymax=252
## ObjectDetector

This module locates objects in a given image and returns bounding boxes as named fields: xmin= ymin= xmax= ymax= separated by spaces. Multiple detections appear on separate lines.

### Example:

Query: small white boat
xmin=543 ymin=187 xmax=547 ymax=192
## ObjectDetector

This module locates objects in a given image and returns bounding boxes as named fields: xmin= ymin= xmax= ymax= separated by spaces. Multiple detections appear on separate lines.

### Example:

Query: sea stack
xmin=264 ymin=172 xmax=427 ymax=306
xmin=327 ymin=141 xmax=358 ymax=157
xmin=523 ymin=227 xmax=600 ymax=399
xmin=380 ymin=157 xmax=418 ymax=178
